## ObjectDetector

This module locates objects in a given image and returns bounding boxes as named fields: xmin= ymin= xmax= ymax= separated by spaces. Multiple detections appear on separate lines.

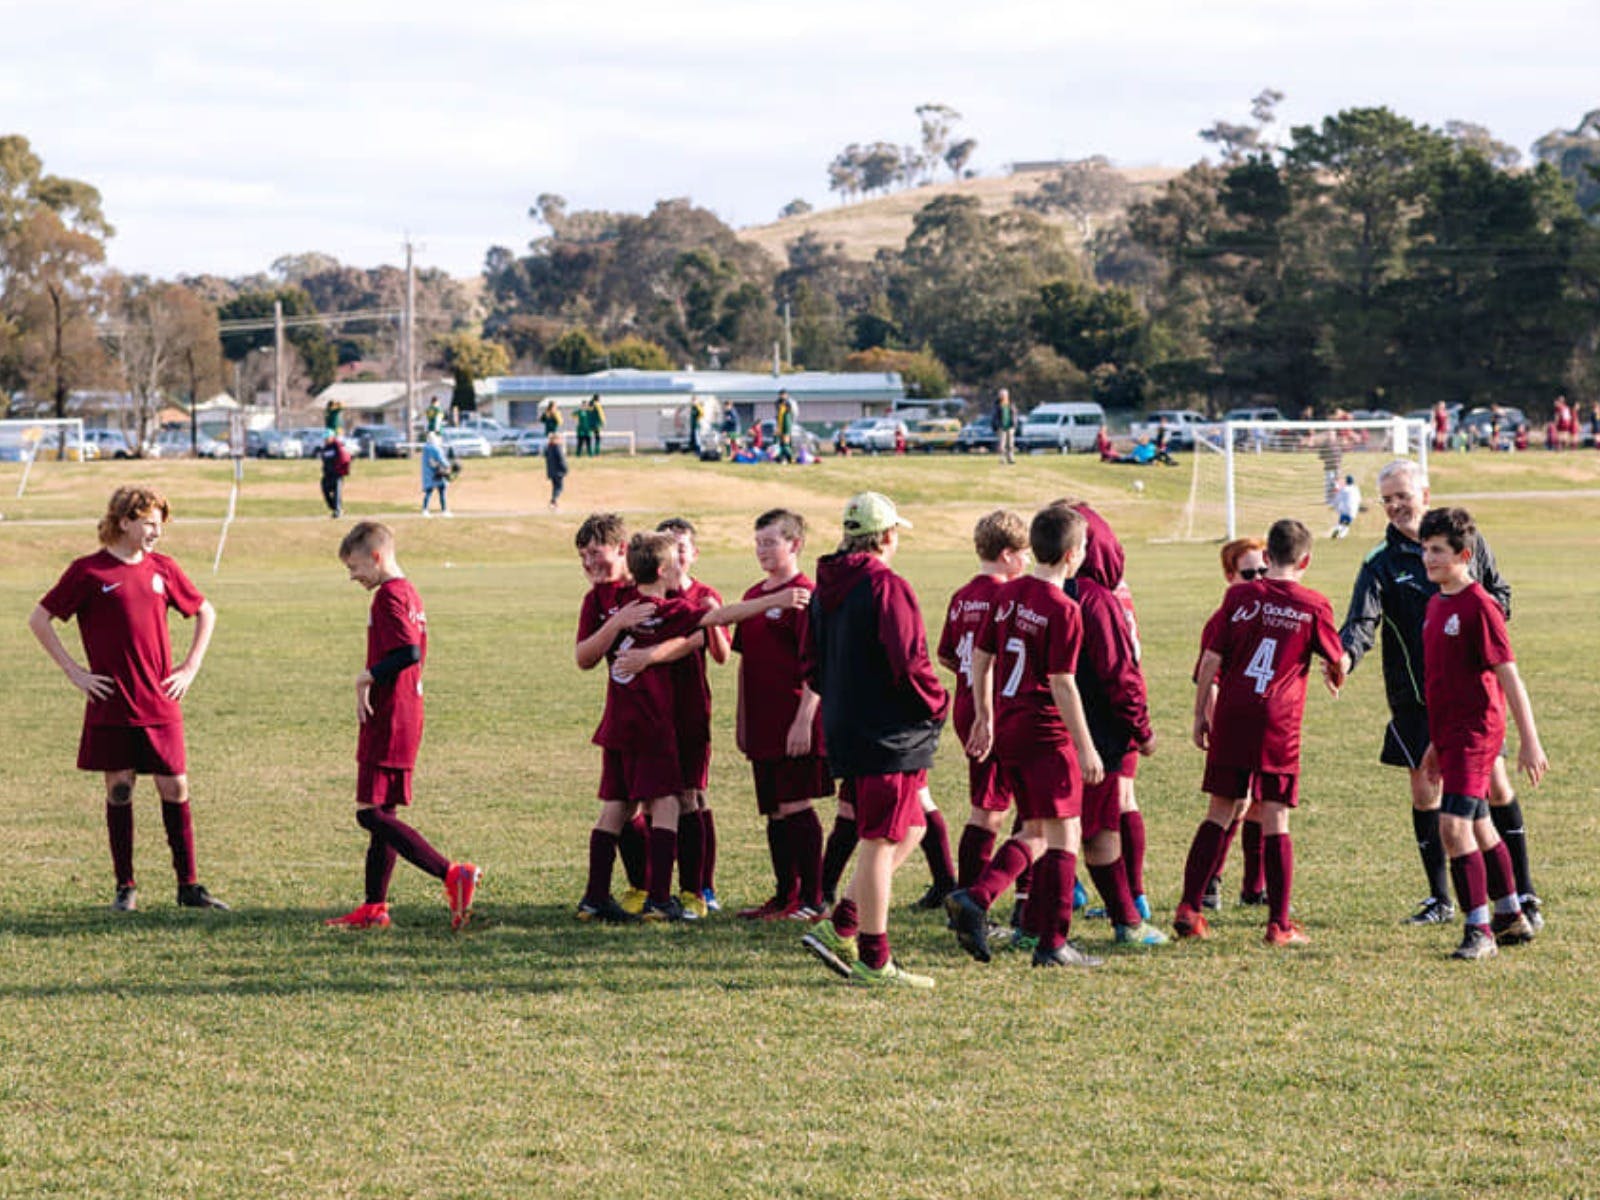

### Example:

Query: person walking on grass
xmin=28 ymin=485 xmax=228 ymax=913
xmin=325 ymin=521 xmax=479 ymax=930
xmin=420 ymin=432 xmax=452 ymax=517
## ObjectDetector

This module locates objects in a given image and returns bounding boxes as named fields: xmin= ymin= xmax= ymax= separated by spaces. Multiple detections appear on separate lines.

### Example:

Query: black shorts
xmin=1441 ymin=792 xmax=1490 ymax=821
xmin=1382 ymin=707 xmax=1506 ymax=772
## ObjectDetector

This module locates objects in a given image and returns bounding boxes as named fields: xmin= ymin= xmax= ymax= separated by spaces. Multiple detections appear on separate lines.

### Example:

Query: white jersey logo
xmin=765 ymin=607 xmax=783 ymax=620
xmin=152 ymin=575 xmax=166 ymax=595
xmin=1444 ymin=614 xmax=1460 ymax=636
xmin=101 ymin=582 xmax=122 ymax=594
xmin=1231 ymin=600 xmax=1261 ymax=623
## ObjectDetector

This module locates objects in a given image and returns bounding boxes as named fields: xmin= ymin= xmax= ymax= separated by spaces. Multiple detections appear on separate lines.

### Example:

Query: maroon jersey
xmin=577 ymin=578 xmax=634 ymax=643
xmin=1193 ymin=606 xmax=1226 ymax=682
xmin=1423 ymin=583 xmax=1512 ymax=763
xmin=1202 ymin=577 xmax=1342 ymax=773
xmin=977 ymin=575 xmax=1083 ymax=760
xmin=359 ymin=577 xmax=427 ymax=769
xmin=937 ymin=573 xmax=1006 ymax=744
xmin=591 ymin=596 xmax=704 ymax=752
xmin=731 ymin=572 xmax=822 ymax=761
xmin=668 ymin=578 xmax=722 ymax=744
xmin=40 ymin=549 xmax=206 ymax=727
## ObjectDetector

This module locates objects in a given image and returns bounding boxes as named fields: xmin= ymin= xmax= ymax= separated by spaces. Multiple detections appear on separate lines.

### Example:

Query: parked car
xmin=455 ymin=413 xmax=519 ymax=444
xmin=752 ymin=418 xmax=820 ymax=456
xmin=1130 ymin=408 xmax=1209 ymax=451
xmin=83 ymin=428 xmax=136 ymax=458
xmin=905 ymin=418 xmax=962 ymax=453
xmin=1016 ymin=402 xmax=1106 ymax=453
xmin=245 ymin=429 xmax=304 ymax=459
xmin=513 ymin=429 xmax=549 ymax=456
xmin=1458 ymin=406 xmax=1527 ymax=448
xmin=153 ymin=427 xmax=229 ymax=458
xmin=955 ymin=415 xmax=997 ymax=453
xmin=1222 ymin=406 xmax=1285 ymax=425
xmin=841 ymin=416 xmax=907 ymax=452
xmin=26 ymin=429 xmax=100 ymax=461
xmin=439 ymin=427 xmax=492 ymax=458
xmin=351 ymin=425 xmax=410 ymax=458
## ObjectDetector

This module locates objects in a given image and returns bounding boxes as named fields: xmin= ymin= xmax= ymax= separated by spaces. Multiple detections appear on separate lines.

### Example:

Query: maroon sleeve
xmin=159 ymin=556 xmax=205 ymax=618
xmin=935 ymin=593 xmax=958 ymax=663
xmin=1083 ymin=586 xmax=1152 ymax=743
xmin=1313 ymin=594 xmax=1343 ymax=665
xmin=1193 ymin=607 xmax=1225 ymax=683
xmin=877 ymin=572 xmax=950 ymax=723
xmin=974 ymin=600 xmax=999 ymax=655
xmin=1474 ymin=592 xmax=1515 ymax=669
xmin=576 ymin=589 xmax=603 ymax=643
xmin=1042 ymin=594 xmax=1081 ymax=677
xmin=799 ymin=597 xmax=818 ymax=689
xmin=39 ymin=558 xmax=91 ymax=620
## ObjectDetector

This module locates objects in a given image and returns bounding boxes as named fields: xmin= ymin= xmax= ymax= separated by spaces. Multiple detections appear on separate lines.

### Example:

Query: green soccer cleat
xmin=801 ymin=921 xmax=859 ymax=978
xmin=849 ymin=959 xmax=935 ymax=990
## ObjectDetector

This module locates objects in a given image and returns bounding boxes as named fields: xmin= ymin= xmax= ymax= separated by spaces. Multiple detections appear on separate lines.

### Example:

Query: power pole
xmin=783 ymin=301 xmax=792 ymax=368
xmin=273 ymin=299 xmax=285 ymax=431
xmin=404 ymin=238 xmax=416 ymax=437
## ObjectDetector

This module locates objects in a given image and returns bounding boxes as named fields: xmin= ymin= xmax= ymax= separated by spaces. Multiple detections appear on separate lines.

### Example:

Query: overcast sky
xmin=4 ymin=0 xmax=1595 ymax=281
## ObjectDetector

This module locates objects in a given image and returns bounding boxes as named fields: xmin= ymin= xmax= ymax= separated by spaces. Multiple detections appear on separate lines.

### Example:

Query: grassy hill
xmin=740 ymin=165 xmax=1181 ymax=263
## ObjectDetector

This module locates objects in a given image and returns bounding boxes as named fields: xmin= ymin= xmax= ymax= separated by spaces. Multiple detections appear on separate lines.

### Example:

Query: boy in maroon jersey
xmin=573 ymin=513 xmax=653 ymax=918
xmin=324 ymin=522 xmax=480 ymax=930
xmin=936 ymin=511 xmax=1028 ymax=889
xmin=799 ymin=492 xmax=949 ymax=988
xmin=945 ymin=503 xmax=1108 ymax=968
xmin=29 ymin=485 xmax=227 ymax=912
xmin=1178 ymin=519 xmax=1345 ymax=945
xmin=581 ymin=532 xmax=707 ymax=922
xmin=1417 ymin=508 xmax=1547 ymax=960
xmin=655 ymin=518 xmax=727 ymax=917
xmin=720 ymin=509 xmax=833 ymax=918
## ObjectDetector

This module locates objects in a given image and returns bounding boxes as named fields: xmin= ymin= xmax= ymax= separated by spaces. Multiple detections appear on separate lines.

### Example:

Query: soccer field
xmin=1 ymin=451 xmax=1597 ymax=1199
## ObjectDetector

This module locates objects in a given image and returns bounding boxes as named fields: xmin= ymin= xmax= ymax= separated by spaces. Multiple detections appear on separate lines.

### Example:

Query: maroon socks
xmin=790 ymin=807 xmax=825 ymax=909
xmin=957 ymin=824 xmax=997 ymax=888
xmin=921 ymin=807 xmax=956 ymax=889
xmin=1088 ymin=859 xmax=1140 ymax=927
xmin=619 ymin=813 xmax=649 ymax=891
xmin=647 ymin=824 xmax=678 ymax=905
xmin=584 ymin=829 xmax=619 ymax=908
xmin=1264 ymin=832 xmax=1293 ymax=929
xmin=821 ymin=815 xmax=858 ymax=899
xmin=1181 ymin=820 xmax=1228 ymax=910
xmin=160 ymin=801 xmax=198 ymax=886
xmin=356 ymin=806 xmax=449 ymax=881
xmin=1119 ymin=810 xmax=1147 ymax=897
xmin=106 ymin=801 xmax=135 ymax=889
xmin=969 ymin=838 xmax=1032 ymax=910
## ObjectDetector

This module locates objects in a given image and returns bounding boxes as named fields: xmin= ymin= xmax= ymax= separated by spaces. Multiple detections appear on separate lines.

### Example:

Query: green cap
xmin=842 ymin=491 xmax=911 ymax=535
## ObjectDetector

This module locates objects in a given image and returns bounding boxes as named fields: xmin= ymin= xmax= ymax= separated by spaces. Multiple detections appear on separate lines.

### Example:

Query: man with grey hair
xmin=995 ymin=389 xmax=1016 ymax=465
xmin=1338 ymin=459 xmax=1541 ymax=929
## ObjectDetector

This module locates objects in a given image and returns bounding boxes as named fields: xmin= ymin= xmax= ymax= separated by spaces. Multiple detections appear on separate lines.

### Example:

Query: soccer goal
xmin=0 ymin=417 xmax=87 ymax=499
xmin=1174 ymin=417 xmax=1429 ymax=542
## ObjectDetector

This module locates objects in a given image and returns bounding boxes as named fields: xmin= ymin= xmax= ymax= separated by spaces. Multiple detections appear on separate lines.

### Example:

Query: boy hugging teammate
xmin=723 ymin=509 xmax=834 ymax=920
xmin=1177 ymin=519 xmax=1344 ymax=946
xmin=1417 ymin=508 xmax=1548 ymax=960
xmin=945 ymin=503 xmax=1107 ymax=969
xmin=326 ymin=522 xmax=479 ymax=930
xmin=580 ymin=531 xmax=708 ymax=922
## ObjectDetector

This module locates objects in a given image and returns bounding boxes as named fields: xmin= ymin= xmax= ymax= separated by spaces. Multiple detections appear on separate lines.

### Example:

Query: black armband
xmin=369 ymin=643 xmax=421 ymax=686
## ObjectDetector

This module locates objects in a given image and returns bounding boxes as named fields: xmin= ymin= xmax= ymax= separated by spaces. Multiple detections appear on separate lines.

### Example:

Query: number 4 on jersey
xmin=1245 ymin=637 xmax=1278 ymax=695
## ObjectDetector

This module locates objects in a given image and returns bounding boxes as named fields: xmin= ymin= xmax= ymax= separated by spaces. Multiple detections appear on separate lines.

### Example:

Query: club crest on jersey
xmin=996 ymin=601 xmax=1015 ymax=622
xmin=152 ymin=574 xmax=166 ymax=595
xmin=1231 ymin=600 xmax=1260 ymax=622
xmin=1444 ymin=613 xmax=1460 ymax=636
xmin=765 ymin=606 xmax=783 ymax=620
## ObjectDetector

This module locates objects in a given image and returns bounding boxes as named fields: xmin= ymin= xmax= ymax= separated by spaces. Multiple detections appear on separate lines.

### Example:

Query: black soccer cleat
xmin=1201 ymin=874 xmax=1223 ymax=911
xmin=1491 ymin=910 xmax=1536 ymax=946
xmin=1406 ymin=896 xmax=1456 ymax=926
xmin=915 ymin=881 xmax=954 ymax=910
xmin=1451 ymin=925 xmax=1499 ymax=961
xmin=575 ymin=896 xmax=639 ymax=924
xmin=1032 ymin=940 xmax=1104 ymax=969
xmin=641 ymin=896 xmax=689 ymax=923
xmin=1520 ymin=894 xmax=1545 ymax=933
xmin=111 ymin=885 xmax=137 ymax=913
xmin=1238 ymin=888 xmax=1268 ymax=907
xmin=944 ymin=889 xmax=992 ymax=963
xmin=177 ymin=883 xmax=230 ymax=911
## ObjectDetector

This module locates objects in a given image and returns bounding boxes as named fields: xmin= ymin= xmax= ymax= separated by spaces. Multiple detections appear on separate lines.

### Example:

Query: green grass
xmin=1 ymin=452 xmax=1597 ymax=1198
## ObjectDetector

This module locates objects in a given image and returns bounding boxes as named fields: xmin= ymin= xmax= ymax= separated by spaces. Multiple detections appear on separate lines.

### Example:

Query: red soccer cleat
xmin=1173 ymin=902 xmax=1211 ymax=940
xmin=444 ymin=863 xmax=481 ymax=931
xmin=1264 ymin=919 xmax=1311 ymax=947
xmin=736 ymin=895 xmax=800 ymax=921
xmin=325 ymin=902 xmax=391 ymax=929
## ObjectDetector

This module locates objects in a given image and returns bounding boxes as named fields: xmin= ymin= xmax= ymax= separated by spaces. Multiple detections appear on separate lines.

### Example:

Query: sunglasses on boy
xmin=1238 ymin=567 xmax=1268 ymax=580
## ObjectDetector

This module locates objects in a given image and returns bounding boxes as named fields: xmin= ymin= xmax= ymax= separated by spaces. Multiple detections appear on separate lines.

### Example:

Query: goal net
xmin=0 ymin=418 xmax=87 ymax=498
xmin=1174 ymin=418 xmax=1429 ymax=542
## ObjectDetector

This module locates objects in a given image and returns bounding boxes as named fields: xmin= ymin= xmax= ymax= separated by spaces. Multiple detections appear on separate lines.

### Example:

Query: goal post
xmin=0 ymin=418 xmax=87 ymax=498
xmin=1175 ymin=417 xmax=1429 ymax=542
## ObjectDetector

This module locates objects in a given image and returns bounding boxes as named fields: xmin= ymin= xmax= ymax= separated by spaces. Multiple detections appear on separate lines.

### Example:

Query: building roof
xmin=317 ymin=379 xmax=452 ymax=411
xmin=481 ymin=368 xmax=904 ymax=402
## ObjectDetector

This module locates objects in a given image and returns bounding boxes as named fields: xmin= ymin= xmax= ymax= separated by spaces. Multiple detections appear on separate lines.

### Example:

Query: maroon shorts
xmin=841 ymin=771 xmax=928 ymax=843
xmin=679 ymin=737 xmax=712 ymax=792
xmin=1001 ymin=750 xmax=1081 ymax=822
xmin=1119 ymin=749 xmax=1140 ymax=781
xmin=751 ymin=756 xmax=835 ymax=816
xmin=357 ymin=762 xmax=414 ymax=808
xmin=968 ymin=755 xmax=1012 ymax=813
xmin=598 ymin=748 xmax=682 ymax=804
xmin=1438 ymin=746 xmax=1496 ymax=800
xmin=1201 ymin=762 xmax=1300 ymax=808
xmin=78 ymin=722 xmax=186 ymax=776
xmin=1081 ymin=774 xmax=1122 ymax=839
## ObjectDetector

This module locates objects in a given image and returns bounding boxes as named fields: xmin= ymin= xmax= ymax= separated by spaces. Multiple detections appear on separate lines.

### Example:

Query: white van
xmin=1016 ymin=401 xmax=1106 ymax=453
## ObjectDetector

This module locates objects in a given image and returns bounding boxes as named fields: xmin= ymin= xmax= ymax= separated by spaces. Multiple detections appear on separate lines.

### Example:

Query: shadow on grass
xmin=0 ymin=902 xmax=850 ymax=999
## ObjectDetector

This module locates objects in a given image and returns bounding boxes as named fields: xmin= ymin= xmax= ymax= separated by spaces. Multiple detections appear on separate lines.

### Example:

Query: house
xmin=476 ymin=368 xmax=906 ymax=449
xmin=312 ymin=379 xmax=455 ymax=431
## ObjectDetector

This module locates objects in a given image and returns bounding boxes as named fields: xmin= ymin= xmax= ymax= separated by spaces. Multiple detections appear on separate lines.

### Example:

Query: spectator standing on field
xmin=545 ymin=434 xmax=568 ymax=510
xmin=541 ymin=400 xmax=562 ymax=439
xmin=995 ymin=389 xmax=1017 ymax=465
xmin=318 ymin=431 xmax=351 ymax=518
xmin=324 ymin=398 xmax=344 ymax=435
xmin=774 ymin=390 xmax=795 ymax=465
xmin=420 ymin=432 xmax=452 ymax=517
xmin=424 ymin=398 xmax=444 ymax=437
xmin=586 ymin=395 xmax=606 ymax=456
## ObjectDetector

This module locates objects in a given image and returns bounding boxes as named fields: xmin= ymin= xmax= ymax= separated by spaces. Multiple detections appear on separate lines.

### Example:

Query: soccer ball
xmin=1132 ymin=480 xmax=1145 ymax=494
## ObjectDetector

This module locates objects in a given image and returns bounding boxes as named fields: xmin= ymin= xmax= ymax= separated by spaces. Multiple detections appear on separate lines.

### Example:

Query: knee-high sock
xmin=619 ymin=813 xmax=649 ymax=891
xmin=1180 ymin=821 xmax=1228 ymax=910
xmin=107 ymin=801 xmax=135 ymax=889
xmin=957 ymin=825 xmax=997 ymax=888
xmin=1490 ymin=800 xmax=1534 ymax=898
xmin=1413 ymin=808 xmax=1450 ymax=902
xmin=1483 ymin=840 xmax=1518 ymax=905
xmin=790 ymin=808 xmax=825 ymax=909
xmin=969 ymin=838 xmax=1032 ymax=910
xmin=647 ymin=825 xmax=677 ymax=906
xmin=1449 ymin=851 xmax=1489 ymax=924
xmin=1035 ymin=849 xmax=1077 ymax=951
xmin=920 ymin=808 xmax=955 ymax=889
xmin=766 ymin=816 xmax=796 ymax=902
xmin=676 ymin=811 xmax=705 ymax=896
xmin=1119 ymin=810 xmax=1147 ymax=897
xmin=365 ymin=836 xmax=398 ymax=905
xmin=699 ymin=808 xmax=718 ymax=891
xmin=1241 ymin=820 xmax=1266 ymax=894
xmin=1264 ymin=833 xmax=1293 ymax=929
xmin=1212 ymin=817 xmax=1241 ymax=883
xmin=583 ymin=829 xmax=619 ymax=908
xmin=1088 ymin=859 xmax=1140 ymax=927
xmin=356 ymin=807 xmax=449 ymax=881
xmin=160 ymin=801 xmax=197 ymax=886
xmin=821 ymin=815 xmax=858 ymax=900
